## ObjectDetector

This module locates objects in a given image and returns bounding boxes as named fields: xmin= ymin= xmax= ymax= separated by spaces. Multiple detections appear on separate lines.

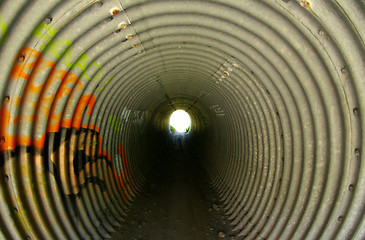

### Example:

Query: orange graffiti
xmin=17 ymin=136 xmax=31 ymax=147
xmin=10 ymin=47 xmax=41 ymax=81
xmin=25 ymin=57 xmax=55 ymax=93
xmin=116 ymin=144 xmax=136 ymax=197
xmin=71 ymin=93 xmax=96 ymax=130
xmin=0 ymin=97 xmax=21 ymax=151
xmin=83 ymin=124 xmax=100 ymax=132
xmin=86 ymin=94 xmax=96 ymax=117
xmin=47 ymin=72 xmax=80 ymax=133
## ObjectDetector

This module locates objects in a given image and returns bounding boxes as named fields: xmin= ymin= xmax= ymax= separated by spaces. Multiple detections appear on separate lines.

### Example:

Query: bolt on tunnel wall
xmin=0 ymin=0 xmax=365 ymax=239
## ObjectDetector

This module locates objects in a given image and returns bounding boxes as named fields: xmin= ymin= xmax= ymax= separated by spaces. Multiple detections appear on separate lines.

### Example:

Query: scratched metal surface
xmin=0 ymin=0 xmax=364 ymax=239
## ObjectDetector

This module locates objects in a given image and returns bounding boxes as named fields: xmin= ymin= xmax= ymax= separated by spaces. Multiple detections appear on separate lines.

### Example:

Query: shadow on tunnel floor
xmin=110 ymin=134 xmax=235 ymax=240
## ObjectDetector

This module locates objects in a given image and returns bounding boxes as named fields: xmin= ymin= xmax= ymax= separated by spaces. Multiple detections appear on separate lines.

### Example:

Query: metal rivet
xmin=348 ymin=184 xmax=354 ymax=191
xmin=341 ymin=67 xmax=348 ymax=75
xmin=95 ymin=1 xmax=103 ymax=7
xmin=300 ymin=0 xmax=310 ymax=8
xmin=18 ymin=55 xmax=25 ymax=63
xmin=3 ymin=175 xmax=9 ymax=183
xmin=127 ymin=34 xmax=133 ymax=39
xmin=318 ymin=29 xmax=326 ymax=37
xmin=338 ymin=216 xmax=343 ymax=222
xmin=223 ymin=71 xmax=229 ymax=76
xmin=354 ymin=148 xmax=360 ymax=157
xmin=133 ymin=43 xmax=138 ymax=48
xmin=44 ymin=16 xmax=52 ymax=24
xmin=353 ymin=108 xmax=359 ymax=116
xmin=119 ymin=22 xmax=126 ymax=29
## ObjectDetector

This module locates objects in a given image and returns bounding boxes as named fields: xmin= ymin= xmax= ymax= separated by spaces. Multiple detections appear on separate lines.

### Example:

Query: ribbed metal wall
xmin=0 ymin=0 xmax=364 ymax=239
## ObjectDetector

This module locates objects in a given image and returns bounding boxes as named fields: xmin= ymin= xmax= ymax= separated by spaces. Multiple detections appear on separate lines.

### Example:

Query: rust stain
xmin=112 ymin=9 xmax=119 ymax=15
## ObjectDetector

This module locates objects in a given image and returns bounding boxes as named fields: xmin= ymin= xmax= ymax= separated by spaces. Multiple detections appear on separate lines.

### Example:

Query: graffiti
xmin=112 ymin=145 xmax=136 ymax=198
xmin=95 ymin=74 xmax=114 ymax=93
xmin=43 ymin=127 xmax=136 ymax=203
xmin=0 ymin=36 xmax=137 ymax=222
xmin=108 ymin=109 xmax=148 ymax=132
xmin=0 ymin=14 xmax=7 ymax=44
xmin=33 ymin=21 xmax=58 ymax=51
xmin=3 ymin=126 xmax=134 ymax=231
xmin=108 ymin=116 xmax=123 ymax=132
xmin=210 ymin=104 xmax=225 ymax=117
xmin=0 ymin=44 xmax=105 ymax=152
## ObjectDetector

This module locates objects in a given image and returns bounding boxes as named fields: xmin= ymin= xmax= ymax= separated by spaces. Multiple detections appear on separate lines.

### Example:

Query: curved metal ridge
xmin=0 ymin=0 xmax=364 ymax=239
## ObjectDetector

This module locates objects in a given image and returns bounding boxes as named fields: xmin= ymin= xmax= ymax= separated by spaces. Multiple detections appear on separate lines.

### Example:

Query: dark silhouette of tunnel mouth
xmin=0 ymin=1 xmax=364 ymax=240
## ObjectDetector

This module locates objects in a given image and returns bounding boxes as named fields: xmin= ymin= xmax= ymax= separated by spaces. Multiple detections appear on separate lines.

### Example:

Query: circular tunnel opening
xmin=169 ymin=109 xmax=191 ymax=133
xmin=0 ymin=1 xmax=365 ymax=240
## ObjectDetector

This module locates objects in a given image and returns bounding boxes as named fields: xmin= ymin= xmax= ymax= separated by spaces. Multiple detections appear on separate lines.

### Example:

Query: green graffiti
xmin=75 ymin=53 xmax=88 ymax=71
xmin=92 ymin=64 xmax=105 ymax=82
xmin=0 ymin=15 xmax=7 ymax=44
xmin=108 ymin=116 xmax=122 ymax=132
xmin=33 ymin=22 xmax=57 ymax=41
xmin=33 ymin=22 xmax=58 ymax=50
xmin=104 ymin=75 xmax=113 ymax=86
xmin=80 ymin=61 xmax=103 ymax=81
xmin=33 ymin=22 xmax=72 ymax=59
xmin=96 ymin=74 xmax=114 ymax=92
xmin=64 ymin=51 xmax=88 ymax=71
xmin=46 ymin=38 xmax=72 ymax=59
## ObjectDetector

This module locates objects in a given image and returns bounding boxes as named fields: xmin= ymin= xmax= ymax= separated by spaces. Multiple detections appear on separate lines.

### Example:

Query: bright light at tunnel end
xmin=169 ymin=110 xmax=191 ymax=133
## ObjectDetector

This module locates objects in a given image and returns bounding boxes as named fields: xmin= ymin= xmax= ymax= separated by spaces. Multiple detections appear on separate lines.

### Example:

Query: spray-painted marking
xmin=0 ymin=14 xmax=7 ymax=44
xmin=1 ymin=45 xmax=104 ymax=150
xmin=33 ymin=22 xmax=58 ymax=51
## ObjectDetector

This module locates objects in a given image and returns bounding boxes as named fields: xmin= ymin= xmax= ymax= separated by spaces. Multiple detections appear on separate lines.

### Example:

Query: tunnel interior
xmin=1 ymin=0 xmax=365 ymax=239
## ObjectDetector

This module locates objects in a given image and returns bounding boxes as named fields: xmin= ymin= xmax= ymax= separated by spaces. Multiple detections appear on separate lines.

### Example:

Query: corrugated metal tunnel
xmin=1 ymin=0 xmax=364 ymax=239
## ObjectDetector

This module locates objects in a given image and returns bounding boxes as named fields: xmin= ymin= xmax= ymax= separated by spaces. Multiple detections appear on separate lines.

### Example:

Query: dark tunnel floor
xmin=111 ymin=134 xmax=234 ymax=240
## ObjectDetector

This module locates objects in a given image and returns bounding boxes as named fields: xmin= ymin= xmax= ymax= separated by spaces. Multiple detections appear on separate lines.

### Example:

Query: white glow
xmin=169 ymin=110 xmax=191 ymax=132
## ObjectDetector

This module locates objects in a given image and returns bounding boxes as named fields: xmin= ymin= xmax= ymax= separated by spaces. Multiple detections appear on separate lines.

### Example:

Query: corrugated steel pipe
xmin=0 ymin=0 xmax=364 ymax=239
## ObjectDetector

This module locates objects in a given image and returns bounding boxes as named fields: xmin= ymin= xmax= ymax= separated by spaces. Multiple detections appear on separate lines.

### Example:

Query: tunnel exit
xmin=169 ymin=110 xmax=191 ymax=133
